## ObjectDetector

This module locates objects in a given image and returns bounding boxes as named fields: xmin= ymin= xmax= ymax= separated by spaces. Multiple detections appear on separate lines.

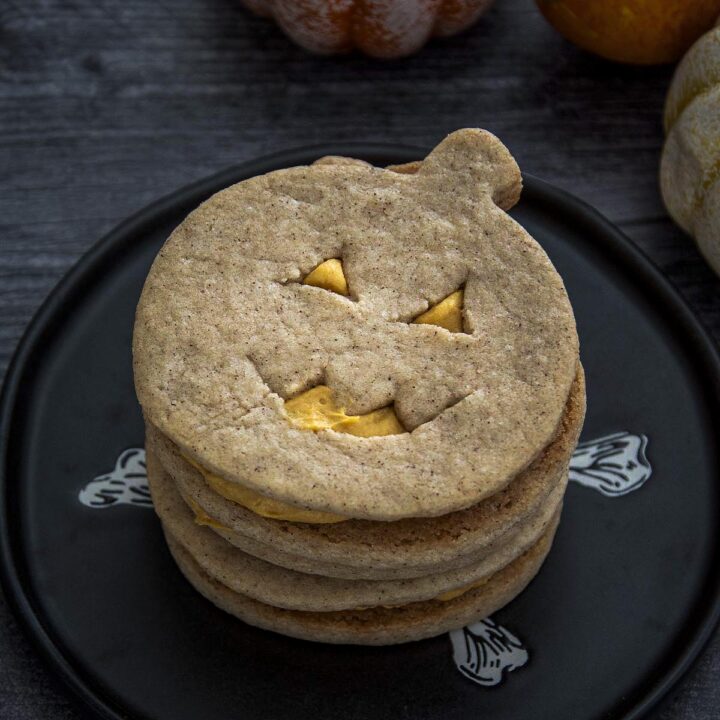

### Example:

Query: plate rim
xmin=1 ymin=143 xmax=719 ymax=720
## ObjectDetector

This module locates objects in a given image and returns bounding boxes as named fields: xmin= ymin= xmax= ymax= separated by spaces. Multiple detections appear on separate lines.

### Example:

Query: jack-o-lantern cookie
xmin=134 ymin=129 xmax=584 ymax=643
xmin=134 ymin=129 xmax=580 ymax=522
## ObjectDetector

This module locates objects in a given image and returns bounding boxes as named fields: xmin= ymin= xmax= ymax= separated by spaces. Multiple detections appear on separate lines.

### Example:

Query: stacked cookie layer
xmin=134 ymin=129 xmax=585 ymax=645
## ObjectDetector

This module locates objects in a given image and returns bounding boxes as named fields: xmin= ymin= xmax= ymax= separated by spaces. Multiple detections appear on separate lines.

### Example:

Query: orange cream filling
xmin=181 ymin=383 xmax=405 ymax=524
xmin=302 ymin=257 xmax=464 ymax=333
xmin=182 ymin=453 xmax=348 ymax=524
xmin=413 ymin=289 xmax=464 ymax=332
xmin=179 ymin=488 xmax=488 ymax=606
xmin=302 ymin=258 xmax=349 ymax=296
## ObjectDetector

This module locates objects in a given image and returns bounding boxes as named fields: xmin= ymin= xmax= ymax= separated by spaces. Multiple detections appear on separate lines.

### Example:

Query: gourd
xmin=661 ymin=20 xmax=720 ymax=275
xmin=240 ymin=0 xmax=494 ymax=59
xmin=536 ymin=0 xmax=720 ymax=66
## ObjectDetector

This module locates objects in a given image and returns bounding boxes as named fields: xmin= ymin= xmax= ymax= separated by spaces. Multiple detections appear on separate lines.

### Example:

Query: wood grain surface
xmin=1 ymin=0 xmax=719 ymax=718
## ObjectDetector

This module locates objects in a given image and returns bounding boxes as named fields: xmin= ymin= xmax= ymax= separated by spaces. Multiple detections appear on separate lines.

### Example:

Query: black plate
xmin=2 ymin=146 xmax=720 ymax=720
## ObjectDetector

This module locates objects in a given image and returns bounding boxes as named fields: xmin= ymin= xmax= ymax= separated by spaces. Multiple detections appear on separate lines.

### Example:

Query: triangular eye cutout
xmin=413 ymin=289 xmax=465 ymax=333
xmin=302 ymin=259 xmax=348 ymax=296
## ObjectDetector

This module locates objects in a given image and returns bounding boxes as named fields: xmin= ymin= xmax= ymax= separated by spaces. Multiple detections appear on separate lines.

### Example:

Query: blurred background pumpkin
xmin=239 ymin=0 xmax=495 ymax=59
xmin=661 ymin=20 xmax=720 ymax=275
xmin=536 ymin=0 xmax=720 ymax=65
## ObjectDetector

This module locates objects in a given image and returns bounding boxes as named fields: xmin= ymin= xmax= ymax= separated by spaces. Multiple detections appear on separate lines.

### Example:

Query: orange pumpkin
xmin=241 ymin=0 xmax=495 ymax=59
xmin=536 ymin=0 xmax=720 ymax=65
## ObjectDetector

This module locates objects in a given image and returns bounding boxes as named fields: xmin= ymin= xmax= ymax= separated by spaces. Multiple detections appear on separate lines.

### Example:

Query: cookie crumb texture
xmin=165 ymin=519 xmax=557 ymax=645
xmin=146 ymin=447 xmax=565 ymax=612
xmin=133 ymin=129 xmax=579 ymax=520
xmin=146 ymin=367 xmax=584 ymax=580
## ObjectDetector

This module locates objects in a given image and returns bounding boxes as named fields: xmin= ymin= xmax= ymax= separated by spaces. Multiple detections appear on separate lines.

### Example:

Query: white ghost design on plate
xmin=78 ymin=448 xmax=150 ymax=508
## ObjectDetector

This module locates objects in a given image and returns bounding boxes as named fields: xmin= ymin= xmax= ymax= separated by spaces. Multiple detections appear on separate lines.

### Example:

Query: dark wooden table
xmin=1 ymin=1 xmax=719 ymax=717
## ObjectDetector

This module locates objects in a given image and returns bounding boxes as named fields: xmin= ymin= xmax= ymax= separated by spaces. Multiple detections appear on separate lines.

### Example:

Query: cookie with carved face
xmin=133 ymin=129 xmax=580 ymax=522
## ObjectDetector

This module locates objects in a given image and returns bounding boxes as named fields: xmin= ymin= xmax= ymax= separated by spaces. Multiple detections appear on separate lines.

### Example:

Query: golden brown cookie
xmin=147 ymin=448 xmax=565 ymax=611
xmin=134 ymin=129 xmax=579 ymax=520
xmin=164 ymin=514 xmax=560 ymax=645
xmin=146 ymin=364 xmax=583 ymax=580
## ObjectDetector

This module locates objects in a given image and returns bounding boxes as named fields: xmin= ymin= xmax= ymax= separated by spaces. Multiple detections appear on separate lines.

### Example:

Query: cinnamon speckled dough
xmin=147 ymin=448 xmax=565 ymax=611
xmin=133 ymin=129 xmax=579 ymax=520
xmin=146 ymin=366 xmax=584 ymax=580
xmin=165 ymin=515 xmax=559 ymax=645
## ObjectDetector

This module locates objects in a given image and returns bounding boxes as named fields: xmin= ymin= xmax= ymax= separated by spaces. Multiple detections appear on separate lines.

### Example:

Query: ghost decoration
xmin=78 ymin=448 xmax=151 ymax=508
xmin=79 ymin=430 xmax=653 ymax=691
xmin=569 ymin=432 xmax=651 ymax=497
xmin=450 ymin=618 xmax=529 ymax=686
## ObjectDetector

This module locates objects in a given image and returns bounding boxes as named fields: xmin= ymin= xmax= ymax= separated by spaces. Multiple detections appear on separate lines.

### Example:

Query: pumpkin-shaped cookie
xmin=241 ymin=0 xmax=494 ymax=58
xmin=133 ymin=129 xmax=579 ymax=522
xmin=661 ymin=19 xmax=720 ymax=275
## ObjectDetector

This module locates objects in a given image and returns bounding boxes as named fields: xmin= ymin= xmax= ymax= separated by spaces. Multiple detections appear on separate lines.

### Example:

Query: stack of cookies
xmin=134 ymin=129 xmax=585 ymax=645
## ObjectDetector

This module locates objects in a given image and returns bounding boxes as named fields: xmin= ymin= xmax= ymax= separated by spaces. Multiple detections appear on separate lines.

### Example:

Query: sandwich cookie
xmin=147 ymin=449 xmax=567 ymax=611
xmin=145 ymin=366 xmax=583 ymax=580
xmin=133 ymin=129 xmax=585 ymax=643
xmin=164 ymin=516 xmax=560 ymax=646
xmin=134 ymin=129 xmax=580 ymax=521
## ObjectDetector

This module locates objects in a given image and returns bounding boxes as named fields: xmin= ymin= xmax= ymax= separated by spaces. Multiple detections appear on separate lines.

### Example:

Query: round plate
xmin=2 ymin=146 xmax=720 ymax=720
